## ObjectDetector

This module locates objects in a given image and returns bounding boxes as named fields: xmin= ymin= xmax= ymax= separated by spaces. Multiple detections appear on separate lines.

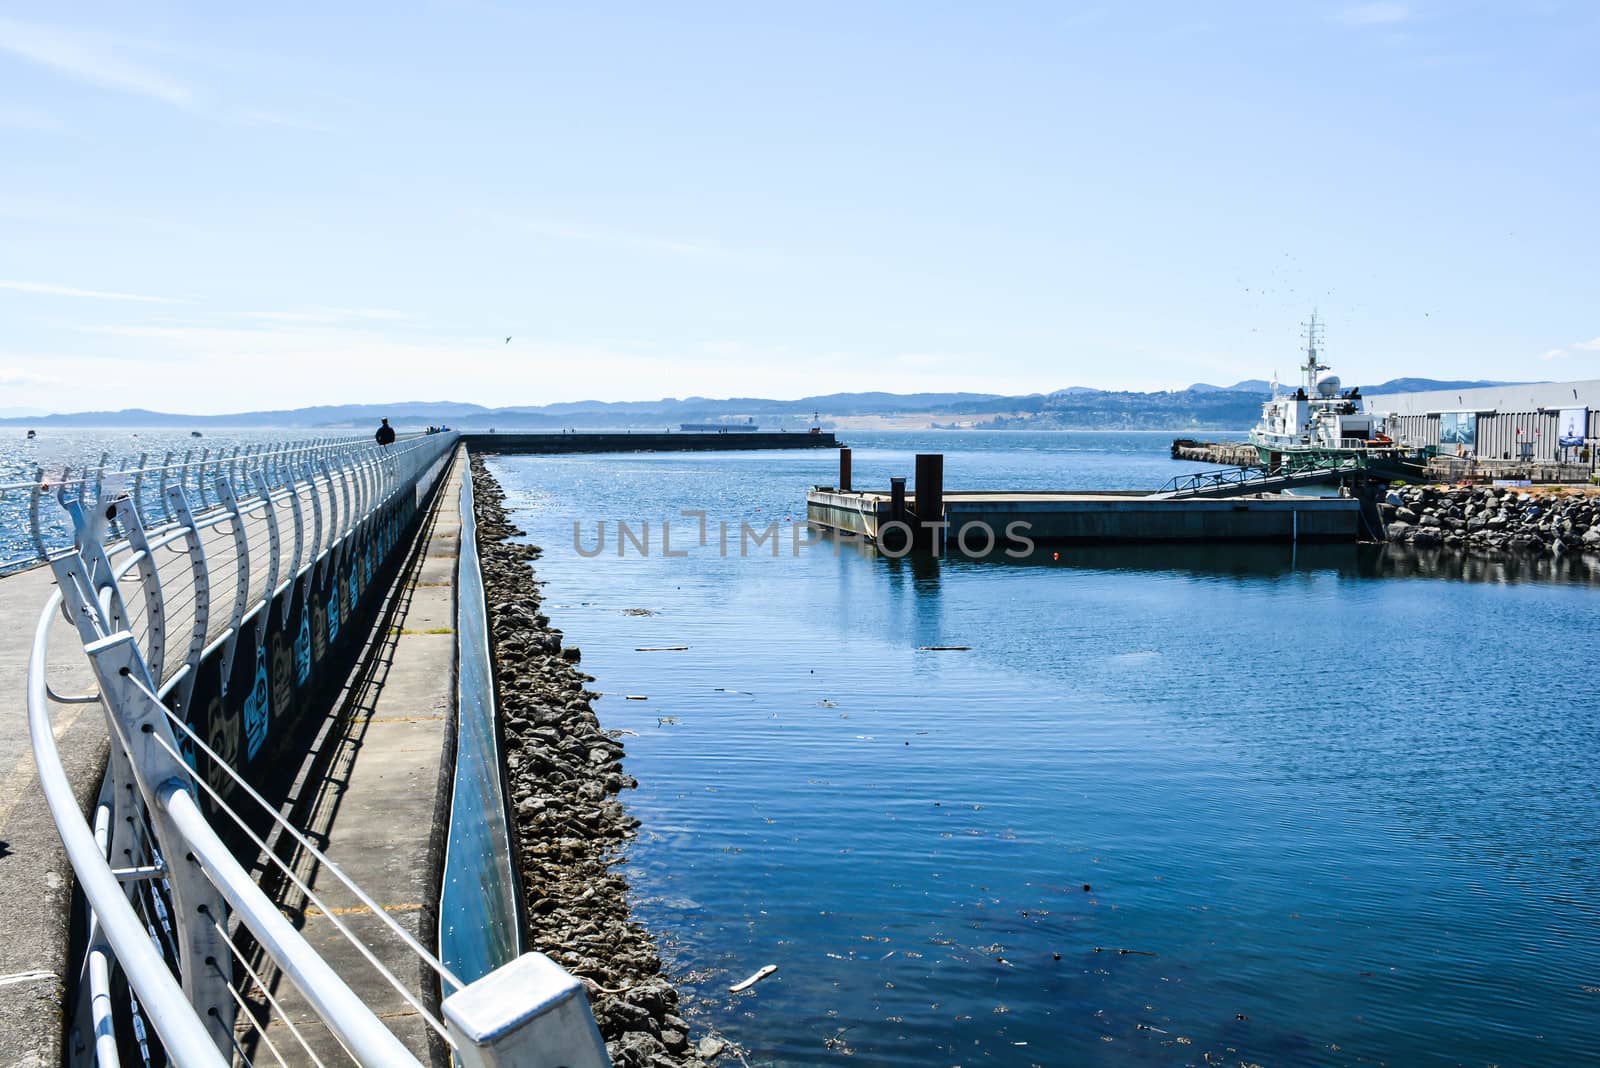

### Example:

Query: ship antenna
xmin=1301 ymin=309 xmax=1328 ymax=394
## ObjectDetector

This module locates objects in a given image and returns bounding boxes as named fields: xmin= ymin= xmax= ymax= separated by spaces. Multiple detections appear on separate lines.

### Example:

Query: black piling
xmin=914 ymin=453 xmax=945 ymax=553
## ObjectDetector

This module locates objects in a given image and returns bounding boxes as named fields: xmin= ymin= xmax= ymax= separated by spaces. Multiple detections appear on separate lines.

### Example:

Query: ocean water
xmin=488 ymin=431 xmax=1600 ymax=1068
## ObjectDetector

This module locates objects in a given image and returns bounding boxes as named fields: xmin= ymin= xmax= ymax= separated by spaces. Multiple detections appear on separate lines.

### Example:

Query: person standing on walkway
xmin=375 ymin=418 xmax=396 ymax=447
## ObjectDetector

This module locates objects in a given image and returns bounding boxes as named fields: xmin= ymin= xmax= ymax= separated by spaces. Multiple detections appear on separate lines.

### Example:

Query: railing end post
xmin=442 ymin=952 xmax=610 ymax=1068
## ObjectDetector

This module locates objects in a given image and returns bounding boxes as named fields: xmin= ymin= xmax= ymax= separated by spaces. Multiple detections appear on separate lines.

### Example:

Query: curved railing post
xmin=113 ymin=499 xmax=166 ymax=683
xmin=48 ymin=558 xmax=237 ymax=1058
xmin=213 ymin=478 xmax=251 ymax=694
xmin=129 ymin=452 xmax=148 ymax=528
xmin=29 ymin=464 xmax=47 ymax=558
xmin=158 ymin=452 xmax=175 ymax=524
xmin=282 ymin=470 xmax=307 ymax=628
xmin=165 ymin=485 xmax=212 ymax=722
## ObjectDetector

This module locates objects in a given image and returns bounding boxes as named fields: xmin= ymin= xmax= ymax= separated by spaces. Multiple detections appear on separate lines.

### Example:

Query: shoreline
xmin=469 ymin=454 xmax=726 ymax=1067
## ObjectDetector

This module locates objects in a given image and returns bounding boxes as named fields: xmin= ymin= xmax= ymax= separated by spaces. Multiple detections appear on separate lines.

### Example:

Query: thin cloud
xmin=1539 ymin=348 xmax=1567 ymax=361
xmin=495 ymin=214 xmax=726 ymax=257
xmin=1337 ymin=3 xmax=1411 ymax=26
xmin=0 ymin=17 xmax=193 ymax=108
xmin=0 ymin=280 xmax=188 ymax=304
xmin=1574 ymin=337 xmax=1600 ymax=351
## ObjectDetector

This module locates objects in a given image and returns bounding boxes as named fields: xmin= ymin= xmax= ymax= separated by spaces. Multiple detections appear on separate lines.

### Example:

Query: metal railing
xmin=24 ymin=431 xmax=610 ymax=1067
xmin=1159 ymin=451 xmax=1367 ymax=496
xmin=2 ymin=437 xmax=373 ymax=574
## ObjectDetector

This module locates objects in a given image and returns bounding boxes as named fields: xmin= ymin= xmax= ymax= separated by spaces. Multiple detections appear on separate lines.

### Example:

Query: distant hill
xmin=1364 ymin=377 xmax=1524 ymax=394
xmin=1188 ymin=379 xmax=1271 ymax=393
xmin=0 ymin=377 xmax=1543 ymax=432
xmin=1186 ymin=377 xmax=1522 ymax=395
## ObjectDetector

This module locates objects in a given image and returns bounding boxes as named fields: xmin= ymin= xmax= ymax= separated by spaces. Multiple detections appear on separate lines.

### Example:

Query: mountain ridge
xmin=0 ymin=378 xmax=1539 ymax=431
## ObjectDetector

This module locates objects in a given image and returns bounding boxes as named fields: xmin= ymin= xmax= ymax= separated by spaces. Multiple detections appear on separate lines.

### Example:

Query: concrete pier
xmin=462 ymin=430 xmax=837 ymax=453
xmin=808 ymin=487 xmax=1361 ymax=547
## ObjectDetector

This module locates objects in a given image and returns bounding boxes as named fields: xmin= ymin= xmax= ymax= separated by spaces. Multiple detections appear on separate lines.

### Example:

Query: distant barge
xmin=679 ymin=422 xmax=759 ymax=432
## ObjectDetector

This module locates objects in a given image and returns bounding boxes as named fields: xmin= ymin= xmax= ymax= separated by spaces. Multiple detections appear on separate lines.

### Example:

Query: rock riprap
xmin=470 ymin=455 xmax=721 ymax=1067
xmin=1380 ymin=484 xmax=1600 ymax=555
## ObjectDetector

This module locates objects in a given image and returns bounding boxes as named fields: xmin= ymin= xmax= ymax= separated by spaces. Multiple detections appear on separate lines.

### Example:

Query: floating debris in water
xmin=728 ymin=964 xmax=778 ymax=993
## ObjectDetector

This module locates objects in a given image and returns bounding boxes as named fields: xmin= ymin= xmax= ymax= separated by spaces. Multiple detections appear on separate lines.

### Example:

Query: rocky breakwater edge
xmin=470 ymin=455 xmax=731 ymax=1067
xmin=1381 ymin=483 xmax=1600 ymax=556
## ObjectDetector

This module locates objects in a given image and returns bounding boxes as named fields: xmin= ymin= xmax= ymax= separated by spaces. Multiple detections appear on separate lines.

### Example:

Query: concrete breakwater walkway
xmin=1382 ymin=483 xmax=1600 ymax=555
xmin=470 ymin=456 xmax=727 ymax=1067
xmin=463 ymin=431 xmax=837 ymax=454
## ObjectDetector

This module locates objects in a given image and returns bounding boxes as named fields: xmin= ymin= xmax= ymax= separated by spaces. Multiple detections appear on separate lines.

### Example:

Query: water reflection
xmin=814 ymin=526 xmax=1600 ymax=585
xmin=1364 ymin=543 xmax=1600 ymax=584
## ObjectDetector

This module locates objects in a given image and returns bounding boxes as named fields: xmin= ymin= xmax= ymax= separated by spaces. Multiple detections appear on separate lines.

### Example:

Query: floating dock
xmin=809 ymin=487 xmax=1360 ymax=546
xmin=807 ymin=450 xmax=1362 ymax=551
xmin=462 ymin=430 xmax=837 ymax=453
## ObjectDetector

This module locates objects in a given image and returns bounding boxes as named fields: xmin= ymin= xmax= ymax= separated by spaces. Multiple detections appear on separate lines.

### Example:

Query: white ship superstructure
xmin=1248 ymin=314 xmax=1399 ymax=464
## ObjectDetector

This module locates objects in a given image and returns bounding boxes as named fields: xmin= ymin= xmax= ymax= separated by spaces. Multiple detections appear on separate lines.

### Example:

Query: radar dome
xmin=1318 ymin=375 xmax=1341 ymax=397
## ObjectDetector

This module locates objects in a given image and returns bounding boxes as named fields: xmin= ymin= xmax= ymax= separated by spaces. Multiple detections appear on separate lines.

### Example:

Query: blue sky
xmin=1 ymin=2 xmax=1596 ymax=414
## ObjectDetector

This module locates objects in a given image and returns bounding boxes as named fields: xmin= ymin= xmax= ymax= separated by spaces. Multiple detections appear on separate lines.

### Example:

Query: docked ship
xmin=1248 ymin=314 xmax=1401 ymax=466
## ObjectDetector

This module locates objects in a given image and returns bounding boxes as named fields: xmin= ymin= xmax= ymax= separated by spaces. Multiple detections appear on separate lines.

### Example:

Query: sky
xmin=1 ymin=1 xmax=1597 ymax=415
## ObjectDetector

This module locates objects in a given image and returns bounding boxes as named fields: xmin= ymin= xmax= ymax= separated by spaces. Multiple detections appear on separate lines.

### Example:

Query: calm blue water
xmin=491 ymin=431 xmax=1595 ymax=1067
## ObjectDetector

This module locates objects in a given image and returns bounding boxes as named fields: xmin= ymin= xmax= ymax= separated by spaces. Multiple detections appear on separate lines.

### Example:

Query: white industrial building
xmin=1367 ymin=378 xmax=1598 ymax=463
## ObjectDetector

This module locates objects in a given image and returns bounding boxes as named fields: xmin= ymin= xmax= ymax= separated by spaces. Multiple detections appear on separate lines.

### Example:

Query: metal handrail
xmin=28 ymin=429 xmax=609 ymax=1066
xmin=2 ymin=434 xmax=436 ymax=574
xmin=28 ymin=433 xmax=457 ymax=1065
xmin=27 ymin=591 xmax=230 ymax=1068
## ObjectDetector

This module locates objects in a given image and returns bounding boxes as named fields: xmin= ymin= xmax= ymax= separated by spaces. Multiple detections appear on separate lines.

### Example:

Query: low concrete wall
xmin=463 ymin=431 xmax=838 ymax=453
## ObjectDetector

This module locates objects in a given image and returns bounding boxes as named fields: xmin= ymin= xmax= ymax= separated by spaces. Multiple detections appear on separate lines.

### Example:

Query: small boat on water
xmin=1248 ymin=313 xmax=1402 ymax=466
xmin=190 ymin=430 xmax=203 ymax=438
xmin=26 ymin=429 xmax=36 ymax=439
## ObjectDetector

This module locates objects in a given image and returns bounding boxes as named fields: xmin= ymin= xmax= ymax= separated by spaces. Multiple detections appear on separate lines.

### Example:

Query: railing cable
xmin=208 ymin=918 xmax=330 ymax=1068
xmin=133 ymin=692 xmax=457 ymax=1046
xmin=137 ymin=679 xmax=465 ymax=990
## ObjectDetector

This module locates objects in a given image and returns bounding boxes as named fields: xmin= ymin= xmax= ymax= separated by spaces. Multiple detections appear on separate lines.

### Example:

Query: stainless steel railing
xmin=1 ymin=436 xmax=374 ymax=574
xmin=25 ymin=431 xmax=609 ymax=1067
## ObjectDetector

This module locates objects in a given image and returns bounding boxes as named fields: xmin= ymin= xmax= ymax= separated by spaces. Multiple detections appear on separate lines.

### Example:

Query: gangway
xmin=1156 ymin=448 xmax=1424 ymax=500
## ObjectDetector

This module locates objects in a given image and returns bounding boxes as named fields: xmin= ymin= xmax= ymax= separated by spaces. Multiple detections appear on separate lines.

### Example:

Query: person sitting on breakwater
xmin=375 ymin=418 xmax=396 ymax=447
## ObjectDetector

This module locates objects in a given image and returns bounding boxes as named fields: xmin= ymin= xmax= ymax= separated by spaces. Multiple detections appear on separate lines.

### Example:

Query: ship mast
xmin=1301 ymin=311 xmax=1328 ymax=395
